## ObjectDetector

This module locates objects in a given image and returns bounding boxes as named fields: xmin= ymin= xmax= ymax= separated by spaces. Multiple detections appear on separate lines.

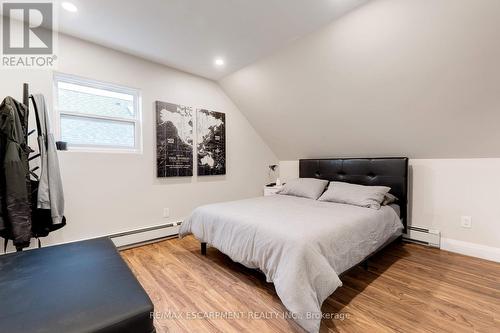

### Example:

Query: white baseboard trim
xmin=441 ymin=238 xmax=500 ymax=263
xmin=110 ymin=224 xmax=180 ymax=248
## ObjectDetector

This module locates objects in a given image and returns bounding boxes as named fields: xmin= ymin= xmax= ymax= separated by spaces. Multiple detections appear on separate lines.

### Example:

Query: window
xmin=54 ymin=73 xmax=141 ymax=152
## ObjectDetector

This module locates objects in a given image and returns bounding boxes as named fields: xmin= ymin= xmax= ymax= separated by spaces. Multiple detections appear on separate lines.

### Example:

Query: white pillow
xmin=318 ymin=181 xmax=390 ymax=209
xmin=277 ymin=178 xmax=329 ymax=200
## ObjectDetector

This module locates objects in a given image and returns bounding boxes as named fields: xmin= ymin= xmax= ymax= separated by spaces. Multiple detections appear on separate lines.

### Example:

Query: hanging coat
xmin=31 ymin=94 xmax=65 ymax=225
xmin=0 ymin=97 xmax=32 ymax=248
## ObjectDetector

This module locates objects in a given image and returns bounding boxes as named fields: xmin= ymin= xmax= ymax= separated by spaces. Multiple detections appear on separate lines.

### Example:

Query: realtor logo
xmin=2 ymin=1 xmax=57 ymax=68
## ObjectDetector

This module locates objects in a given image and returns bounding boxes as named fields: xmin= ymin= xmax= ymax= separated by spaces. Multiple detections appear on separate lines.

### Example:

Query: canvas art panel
xmin=156 ymin=101 xmax=193 ymax=177
xmin=197 ymin=109 xmax=226 ymax=176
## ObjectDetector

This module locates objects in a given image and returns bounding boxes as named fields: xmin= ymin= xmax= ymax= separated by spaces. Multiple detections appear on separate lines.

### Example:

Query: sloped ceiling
xmin=219 ymin=0 xmax=500 ymax=160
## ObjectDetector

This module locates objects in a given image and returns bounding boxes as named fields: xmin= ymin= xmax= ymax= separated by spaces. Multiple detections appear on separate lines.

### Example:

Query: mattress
xmin=180 ymin=195 xmax=403 ymax=333
xmin=0 ymin=238 xmax=155 ymax=333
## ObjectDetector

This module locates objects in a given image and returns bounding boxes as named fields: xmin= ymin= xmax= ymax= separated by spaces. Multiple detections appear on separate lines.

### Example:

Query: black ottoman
xmin=0 ymin=237 xmax=155 ymax=333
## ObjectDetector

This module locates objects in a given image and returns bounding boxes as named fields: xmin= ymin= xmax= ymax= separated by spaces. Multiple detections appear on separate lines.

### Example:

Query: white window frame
xmin=53 ymin=72 xmax=142 ymax=153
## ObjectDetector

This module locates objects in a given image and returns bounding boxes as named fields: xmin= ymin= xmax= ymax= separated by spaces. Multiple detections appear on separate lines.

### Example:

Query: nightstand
xmin=263 ymin=185 xmax=283 ymax=196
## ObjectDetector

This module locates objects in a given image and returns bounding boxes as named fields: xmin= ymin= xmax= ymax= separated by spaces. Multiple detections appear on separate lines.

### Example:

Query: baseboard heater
xmin=403 ymin=226 xmax=441 ymax=248
xmin=110 ymin=221 xmax=182 ymax=249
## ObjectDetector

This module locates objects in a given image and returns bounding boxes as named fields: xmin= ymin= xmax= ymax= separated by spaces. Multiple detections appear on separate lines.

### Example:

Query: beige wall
xmin=279 ymin=159 xmax=500 ymax=255
xmin=220 ymin=0 xmax=500 ymax=159
xmin=0 ymin=34 xmax=277 ymax=250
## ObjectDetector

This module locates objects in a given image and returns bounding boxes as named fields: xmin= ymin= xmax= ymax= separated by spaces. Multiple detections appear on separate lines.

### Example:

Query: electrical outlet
xmin=460 ymin=216 xmax=472 ymax=229
xmin=163 ymin=208 xmax=170 ymax=218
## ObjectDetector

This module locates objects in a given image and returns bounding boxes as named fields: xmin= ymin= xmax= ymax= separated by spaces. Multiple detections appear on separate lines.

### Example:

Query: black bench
xmin=0 ymin=237 xmax=155 ymax=333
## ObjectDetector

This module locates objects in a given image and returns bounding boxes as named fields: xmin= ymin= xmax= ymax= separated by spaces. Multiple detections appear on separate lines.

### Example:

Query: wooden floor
xmin=121 ymin=236 xmax=500 ymax=333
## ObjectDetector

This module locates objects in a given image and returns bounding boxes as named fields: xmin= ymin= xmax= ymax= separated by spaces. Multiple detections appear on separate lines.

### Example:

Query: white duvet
xmin=179 ymin=195 xmax=403 ymax=332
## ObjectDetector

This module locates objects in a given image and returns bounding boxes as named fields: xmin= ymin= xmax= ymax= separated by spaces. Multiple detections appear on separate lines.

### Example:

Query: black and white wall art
xmin=197 ymin=109 xmax=226 ymax=176
xmin=156 ymin=101 xmax=193 ymax=177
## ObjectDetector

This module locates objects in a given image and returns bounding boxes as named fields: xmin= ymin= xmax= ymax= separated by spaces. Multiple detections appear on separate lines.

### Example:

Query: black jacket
xmin=0 ymin=97 xmax=32 ymax=248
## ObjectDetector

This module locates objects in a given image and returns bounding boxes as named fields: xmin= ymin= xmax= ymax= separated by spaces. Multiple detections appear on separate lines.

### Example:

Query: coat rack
xmin=9 ymin=83 xmax=59 ymax=252
xmin=10 ymin=83 xmax=67 ymax=252
xmin=23 ymin=83 xmax=29 ymax=109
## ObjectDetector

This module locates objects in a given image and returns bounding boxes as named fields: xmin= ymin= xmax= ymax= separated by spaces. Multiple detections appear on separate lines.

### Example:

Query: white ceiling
xmin=55 ymin=0 xmax=369 ymax=80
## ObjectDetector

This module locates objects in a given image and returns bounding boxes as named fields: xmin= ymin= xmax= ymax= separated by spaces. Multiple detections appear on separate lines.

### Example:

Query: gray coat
xmin=32 ymin=94 xmax=65 ymax=225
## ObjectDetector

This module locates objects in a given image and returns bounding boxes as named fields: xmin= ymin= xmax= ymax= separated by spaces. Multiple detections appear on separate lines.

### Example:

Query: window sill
xmin=61 ymin=147 xmax=143 ymax=154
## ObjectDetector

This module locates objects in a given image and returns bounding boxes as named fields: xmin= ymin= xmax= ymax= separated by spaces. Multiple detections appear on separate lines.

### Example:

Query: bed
xmin=179 ymin=157 xmax=408 ymax=333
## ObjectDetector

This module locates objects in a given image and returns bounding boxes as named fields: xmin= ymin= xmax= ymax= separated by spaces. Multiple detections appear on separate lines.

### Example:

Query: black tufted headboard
xmin=299 ymin=157 xmax=409 ymax=233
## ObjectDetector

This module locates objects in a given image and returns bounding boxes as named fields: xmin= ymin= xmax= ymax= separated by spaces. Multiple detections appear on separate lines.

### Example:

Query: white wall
xmin=0 ymin=33 xmax=277 ymax=251
xmin=279 ymin=159 xmax=500 ymax=261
